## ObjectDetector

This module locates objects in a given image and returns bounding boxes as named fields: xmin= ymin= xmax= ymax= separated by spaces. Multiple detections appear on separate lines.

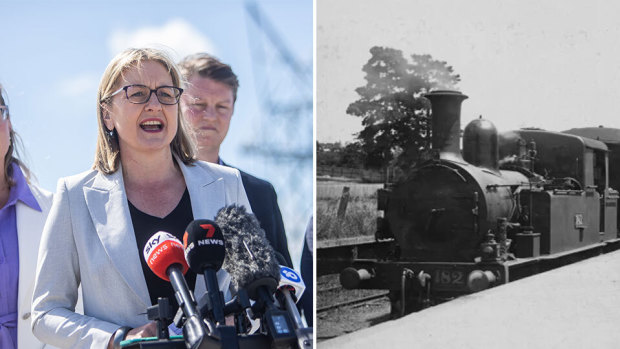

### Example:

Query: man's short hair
xmin=178 ymin=53 xmax=239 ymax=102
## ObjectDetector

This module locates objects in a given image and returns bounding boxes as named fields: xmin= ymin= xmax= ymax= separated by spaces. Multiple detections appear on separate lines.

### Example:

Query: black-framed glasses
xmin=109 ymin=84 xmax=183 ymax=105
xmin=0 ymin=105 xmax=8 ymax=121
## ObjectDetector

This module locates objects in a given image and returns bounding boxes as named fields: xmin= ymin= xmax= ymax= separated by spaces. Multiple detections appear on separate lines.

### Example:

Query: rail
xmin=317 ymin=292 xmax=390 ymax=313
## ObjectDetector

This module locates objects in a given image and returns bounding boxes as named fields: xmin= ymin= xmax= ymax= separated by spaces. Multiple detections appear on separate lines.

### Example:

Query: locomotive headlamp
xmin=467 ymin=270 xmax=496 ymax=292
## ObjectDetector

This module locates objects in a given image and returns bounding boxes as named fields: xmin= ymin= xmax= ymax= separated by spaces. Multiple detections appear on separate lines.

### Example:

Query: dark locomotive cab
xmin=564 ymin=126 xmax=620 ymax=236
xmin=499 ymin=130 xmax=618 ymax=254
xmin=341 ymin=90 xmax=620 ymax=317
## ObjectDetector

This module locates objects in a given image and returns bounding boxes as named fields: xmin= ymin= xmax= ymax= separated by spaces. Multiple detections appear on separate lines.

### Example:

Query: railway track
xmin=320 ymin=285 xmax=342 ymax=293
xmin=317 ymin=272 xmax=390 ymax=313
xmin=317 ymin=237 xmax=620 ymax=315
xmin=317 ymin=291 xmax=389 ymax=313
xmin=316 ymin=273 xmax=392 ymax=341
xmin=316 ymin=238 xmax=393 ymax=314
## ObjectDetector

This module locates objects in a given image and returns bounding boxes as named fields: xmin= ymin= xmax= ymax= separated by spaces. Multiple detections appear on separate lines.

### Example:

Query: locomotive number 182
xmin=434 ymin=269 xmax=465 ymax=286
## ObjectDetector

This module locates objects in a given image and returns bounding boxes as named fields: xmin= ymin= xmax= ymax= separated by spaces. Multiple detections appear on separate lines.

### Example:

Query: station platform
xmin=320 ymin=249 xmax=620 ymax=348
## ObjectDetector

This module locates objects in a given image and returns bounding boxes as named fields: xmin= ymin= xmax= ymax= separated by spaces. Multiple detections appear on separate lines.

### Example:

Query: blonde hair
xmin=94 ymin=47 xmax=195 ymax=174
xmin=0 ymin=84 xmax=32 ymax=186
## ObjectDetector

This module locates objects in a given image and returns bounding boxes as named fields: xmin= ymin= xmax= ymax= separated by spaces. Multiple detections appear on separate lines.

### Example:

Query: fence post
xmin=337 ymin=186 xmax=351 ymax=219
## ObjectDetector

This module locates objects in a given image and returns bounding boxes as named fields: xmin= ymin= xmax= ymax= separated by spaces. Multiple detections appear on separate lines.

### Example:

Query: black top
xmin=128 ymin=188 xmax=196 ymax=307
xmin=299 ymin=235 xmax=313 ymax=327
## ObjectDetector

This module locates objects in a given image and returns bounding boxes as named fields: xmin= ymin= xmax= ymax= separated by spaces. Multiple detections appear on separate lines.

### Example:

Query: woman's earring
xmin=107 ymin=128 xmax=116 ymax=139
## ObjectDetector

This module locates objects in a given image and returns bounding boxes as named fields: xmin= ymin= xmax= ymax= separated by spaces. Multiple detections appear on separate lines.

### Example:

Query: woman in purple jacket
xmin=0 ymin=84 xmax=53 ymax=349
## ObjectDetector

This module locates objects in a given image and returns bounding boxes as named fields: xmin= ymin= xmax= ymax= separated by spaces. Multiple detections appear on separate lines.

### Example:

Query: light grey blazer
xmin=16 ymin=183 xmax=52 ymax=349
xmin=31 ymin=159 xmax=251 ymax=349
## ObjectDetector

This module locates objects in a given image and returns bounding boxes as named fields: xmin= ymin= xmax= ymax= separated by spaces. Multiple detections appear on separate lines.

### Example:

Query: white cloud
xmin=107 ymin=18 xmax=216 ymax=62
xmin=57 ymin=72 xmax=100 ymax=97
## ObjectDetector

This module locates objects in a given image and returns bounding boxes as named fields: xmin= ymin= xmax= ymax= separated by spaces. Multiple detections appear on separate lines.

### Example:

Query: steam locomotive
xmin=339 ymin=90 xmax=620 ymax=316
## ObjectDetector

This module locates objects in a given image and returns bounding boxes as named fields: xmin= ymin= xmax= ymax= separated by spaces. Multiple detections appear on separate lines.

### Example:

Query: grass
xmin=317 ymin=181 xmax=383 ymax=241
xmin=317 ymin=181 xmax=382 ymax=199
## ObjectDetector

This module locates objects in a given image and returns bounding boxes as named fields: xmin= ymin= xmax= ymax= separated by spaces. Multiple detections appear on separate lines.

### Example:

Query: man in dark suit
xmin=299 ymin=216 xmax=313 ymax=326
xmin=178 ymin=53 xmax=293 ymax=267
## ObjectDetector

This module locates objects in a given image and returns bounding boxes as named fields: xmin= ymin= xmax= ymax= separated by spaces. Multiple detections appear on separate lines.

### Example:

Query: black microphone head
xmin=216 ymin=205 xmax=280 ymax=299
xmin=183 ymin=219 xmax=226 ymax=274
xmin=274 ymin=251 xmax=291 ymax=268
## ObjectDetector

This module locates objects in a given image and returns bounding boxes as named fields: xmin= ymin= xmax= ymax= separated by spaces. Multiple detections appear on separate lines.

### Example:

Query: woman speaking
xmin=31 ymin=48 xmax=250 ymax=348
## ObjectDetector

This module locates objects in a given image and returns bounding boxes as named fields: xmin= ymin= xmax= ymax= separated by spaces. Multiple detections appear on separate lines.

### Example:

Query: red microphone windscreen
xmin=143 ymin=231 xmax=189 ymax=281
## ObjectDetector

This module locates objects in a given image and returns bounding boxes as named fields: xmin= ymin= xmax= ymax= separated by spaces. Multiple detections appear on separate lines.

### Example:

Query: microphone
xmin=216 ymin=205 xmax=298 ymax=346
xmin=183 ymin=220 xmax=227 ymax=325
xmin=275 ymin=261 xmax=313 ymax=349
xmin=274 ymin=251 xmax=310 ymax=329
xmin=143 ymin=231 xmax=208 ymax=348
xmin=277 ymin=266 xmax=306 ymax=304
xmin=143 ymin=231 xmax=189 ymax=281
xmin=274 ymin=252 xmax=305 ymax=301
xmin=216 ymin=205 xmax=280 ymax=302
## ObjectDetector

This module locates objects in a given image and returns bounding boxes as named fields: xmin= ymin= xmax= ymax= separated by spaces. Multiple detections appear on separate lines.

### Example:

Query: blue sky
xmin=0 ymin=0 xmax=313 ymax=266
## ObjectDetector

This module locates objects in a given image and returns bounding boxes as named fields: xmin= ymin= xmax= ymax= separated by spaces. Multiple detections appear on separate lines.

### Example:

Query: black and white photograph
xmin=317 ymin=0 xmax=620 ymax=347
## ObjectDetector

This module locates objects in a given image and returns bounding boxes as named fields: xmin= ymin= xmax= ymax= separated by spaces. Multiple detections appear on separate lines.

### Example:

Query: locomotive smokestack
xmin=425 ymin=90 xmax=468 ymax=161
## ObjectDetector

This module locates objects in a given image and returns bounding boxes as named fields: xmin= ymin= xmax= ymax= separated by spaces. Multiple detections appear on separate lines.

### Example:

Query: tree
xmin=347 ymin=47 xmax=461 ymax=169
xmin=316 ymin=141 xmax=366 ymax=169
xmin=340 ymin=142 xmax=365 ymax=168
xmin=317 ymin=142 xmax=341 ymax=167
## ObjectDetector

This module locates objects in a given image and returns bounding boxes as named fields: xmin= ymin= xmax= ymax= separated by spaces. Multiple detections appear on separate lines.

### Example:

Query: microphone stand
xmin=147 ymin=297 xmax=173 ymax=340
xmin=203 ymin=270 xmax=226 ymax=325
xmin=196 ymin=269 xmax=240 ymax=349
xmin=248 ymin=287 xmax=297 ymax=349
xmin=276 ymin=289 xmax=313 ymax=349
xmin=124 ymin=289 xmax=308 ymax=349
xmin=167 ymin=268 xmax=210 ymax=349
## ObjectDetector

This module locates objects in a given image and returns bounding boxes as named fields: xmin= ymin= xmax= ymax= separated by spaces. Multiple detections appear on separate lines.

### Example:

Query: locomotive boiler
xmin=340 ymin=90 xmax=620 ymax=316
